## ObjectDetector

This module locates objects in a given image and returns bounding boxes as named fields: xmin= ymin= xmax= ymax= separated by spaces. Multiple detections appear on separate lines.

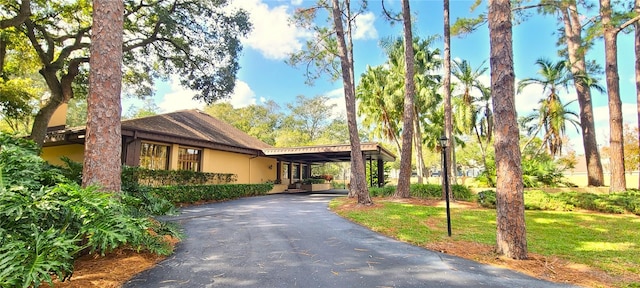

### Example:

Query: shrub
xmin=0 ymin=134 xmax=180 ymax=287
xmin=410 ymin=184 xmax=442 ymax=198
xmin=303 ymin=178 xmax=326 ymax=184
xmin=0 ymin=133 xmax=66 ymax=189
xmin=451 ymin=185 xmax=473 ymax=201
xmin=369 ymin=185 xmax=396 ymax=197
xmin=524 ymin=190 xmax=574 ymax=211
xmin=0 ymin=179 xmax=176 ymax=287
xmin=148 ymin=183 xmax=273 ymax=204
xmin=122 ymin=166 xmax=237 ymax=187
xmin=556 ymin=191 xmax=640 ymax=215
xmin=476 ymin=190 xmax=497 ymax=208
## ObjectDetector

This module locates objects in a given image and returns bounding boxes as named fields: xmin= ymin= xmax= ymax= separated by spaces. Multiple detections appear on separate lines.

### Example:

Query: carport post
xmin=369 ymin=157 xmax=373 ymax=187
xmin=377 ymin=159 xmax=384 ymax=187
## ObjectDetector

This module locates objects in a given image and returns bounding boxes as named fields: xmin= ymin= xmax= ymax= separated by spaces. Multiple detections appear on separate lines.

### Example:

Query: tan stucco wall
xmin=41 ymin=143 xmax=277 ymax=184
xmin=202 ymin=149 xmax=277 ymax=184
xmin=41 ymin=144 xmax=85 ymax=166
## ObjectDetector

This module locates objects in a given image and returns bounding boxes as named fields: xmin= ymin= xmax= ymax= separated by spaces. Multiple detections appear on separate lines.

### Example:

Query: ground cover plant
xmin=330 ymin=194 xmax=640 ymax=287
xmin=0 ymin=134 xmax=181 ymax=287
xmin=476 ymin=189 xmax=640 ymax=215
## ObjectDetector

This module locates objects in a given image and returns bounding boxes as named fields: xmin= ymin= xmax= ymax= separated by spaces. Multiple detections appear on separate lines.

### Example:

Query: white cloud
xmin=353 ymin=12 xmax=378 ymax=40
xmin=157 ymin=78 xmax=205 ymax=112
xmin=291 ymin=0 xmax=303 ymax=5
xmin=326 ymin=87 xmax=347 ymax=118
xmin=230 ymin=0 xmax=308 ymax=60
xmin=226 ymin=80 xmax=257 ymax=108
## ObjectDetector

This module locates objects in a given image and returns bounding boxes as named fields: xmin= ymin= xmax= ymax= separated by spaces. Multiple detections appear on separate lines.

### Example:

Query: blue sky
xmin=123 ymin=0 xmax=638 ymax=154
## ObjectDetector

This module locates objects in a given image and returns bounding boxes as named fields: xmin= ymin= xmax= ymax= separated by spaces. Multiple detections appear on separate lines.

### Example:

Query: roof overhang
xmin=262 ymin=143 xmax=396 ymax=164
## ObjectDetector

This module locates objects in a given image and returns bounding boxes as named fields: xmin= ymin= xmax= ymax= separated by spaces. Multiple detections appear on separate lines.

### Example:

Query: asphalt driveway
xmin=124 ymin=190 xmax=576 ymax=288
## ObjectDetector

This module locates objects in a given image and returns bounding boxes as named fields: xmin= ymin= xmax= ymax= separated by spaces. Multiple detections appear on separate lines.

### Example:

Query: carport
xmin=262 ymin=142 xmax=396 ymax=188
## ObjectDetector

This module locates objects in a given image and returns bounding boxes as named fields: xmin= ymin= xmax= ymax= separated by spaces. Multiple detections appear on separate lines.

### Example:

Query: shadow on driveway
xmin=125 ymin=191 xmax=576 ymax=288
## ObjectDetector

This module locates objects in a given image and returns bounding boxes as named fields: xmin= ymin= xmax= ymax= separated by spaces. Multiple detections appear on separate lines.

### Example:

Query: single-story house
xmin=41 ymin=106 xmax=395 ymax=193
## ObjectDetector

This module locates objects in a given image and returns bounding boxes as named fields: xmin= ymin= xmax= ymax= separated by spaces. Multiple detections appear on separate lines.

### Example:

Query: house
xmin=41 ymin=107 xmax=395 ymax=192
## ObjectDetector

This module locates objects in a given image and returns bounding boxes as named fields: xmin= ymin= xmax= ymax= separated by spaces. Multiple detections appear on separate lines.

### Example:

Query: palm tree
xmin=452 ymin=59 xmax=488 ymax=134
xmin=518 ymin=58 xmax=579 ymax=156
xmin=357 ymin=65 xmax=402 ymax=152
xmin=472 ymin=86 xmax=493 ymax=170
xmin=357 ymin=36 xmax=441 ymax=185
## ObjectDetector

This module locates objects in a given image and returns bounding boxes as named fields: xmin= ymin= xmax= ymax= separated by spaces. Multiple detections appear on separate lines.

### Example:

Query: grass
xmin=329 ymin=198 xmax=640 ymax=286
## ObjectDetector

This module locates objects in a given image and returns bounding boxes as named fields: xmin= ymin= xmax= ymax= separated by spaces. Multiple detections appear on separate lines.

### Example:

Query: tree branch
xmin=381 ymin=0 xmax=402 ymax=22
xmin=51 ymin=26 xmax=91 ymax=69
xmin=0 ymin=0 xmax=31 ymax=29
xmin=615 ymin=14 xmax=640 ymax=34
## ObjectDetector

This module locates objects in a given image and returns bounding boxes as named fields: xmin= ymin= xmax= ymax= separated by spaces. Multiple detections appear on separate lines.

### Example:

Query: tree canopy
xmin=0 ymin=0 xmax=251 ymax=146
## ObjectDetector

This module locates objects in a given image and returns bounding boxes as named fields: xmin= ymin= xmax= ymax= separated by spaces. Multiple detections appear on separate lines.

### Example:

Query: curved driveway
xmin=124 ymin=191 xmax=575 ymax=288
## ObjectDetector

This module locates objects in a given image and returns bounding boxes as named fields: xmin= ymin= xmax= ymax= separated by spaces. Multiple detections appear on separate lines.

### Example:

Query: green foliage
xmin=475 ymin=151 xmax=573 ymax=188
xmin=121 ymin=188 xmax=178 ymax=216
xmin=451 ymin=185 xmax=473 ymax=200
xmin=369 ymin=186 xmax=396 ymax=197
xmin=410 ymin=184 xmax=445 ymax=198
xmin=476 ymin=190 xmax=497 ymax=208
xmin=302 ymin=178 xmax=326 ymax=185
xmin=0 ymin=181 xmax=176 ymax=287
xmin=368 ymin=184 xmax=473 ymax=201
xmin=121 ymin=166 xmax=237 ymax=187
xmin=0 ymin=133 xmax=66 ymax=189
xmin=58 ymin=156 xmax=83 ymax=185
xmin=523 ymin=190 xmax=575 ymax=211
xmin=0 ymin=135 xmax=179 ymax=287
xmin=555 ymin=191 xmax=640 ymax=215
xmin=475 ymin=189 xmax=640 ymax=215
xmin=147 ymin=183 xmax=273 ymax=204
xmin=0 ymin=225 xmax=77 ymax=288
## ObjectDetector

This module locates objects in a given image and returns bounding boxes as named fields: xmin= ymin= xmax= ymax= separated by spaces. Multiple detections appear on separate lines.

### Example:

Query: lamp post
xmin=439 ymin=135 xmax=452 ymax=237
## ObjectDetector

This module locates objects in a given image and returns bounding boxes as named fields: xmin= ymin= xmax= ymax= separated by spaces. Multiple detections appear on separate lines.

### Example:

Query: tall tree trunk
xmin=600 ymin=0 xmax=626 ymax=193
xmin=394 ymin=0 xmax=415 ymax=198
xmin=0 ymin=37 xmax=6 ymax=78
xmin=331 ymin=0 xmax=371 ymax=205
xmin=443 ymin=0 xmax=453 ymax=199
xmin=636 ymin=0 xmax=640 ymax=190
xmin=82 ymin=0 xmax=124 ymax=192
xmin=413 ymin=110 xmax=425 ymax=184
xmin=489 ymin=0 xmax=527 ymax=260
xmin=561 ymin=3 xmax=604 ymax=186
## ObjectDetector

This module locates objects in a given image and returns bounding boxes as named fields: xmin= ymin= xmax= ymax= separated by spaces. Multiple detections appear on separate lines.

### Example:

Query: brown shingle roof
xmin=121 ymin=109 xmax=272 ymax=150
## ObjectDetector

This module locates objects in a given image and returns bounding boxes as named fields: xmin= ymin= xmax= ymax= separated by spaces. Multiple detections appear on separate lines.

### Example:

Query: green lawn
xmin=329 ymin=198 xmax=640 ymax=285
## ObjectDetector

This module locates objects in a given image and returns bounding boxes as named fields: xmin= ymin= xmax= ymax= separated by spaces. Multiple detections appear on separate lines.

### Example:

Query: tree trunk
xmin=413 ymin=110 xmax=425 ymax=184
xmin=0 ymin=37 xmax=6 ymax=77
xmin=635 ymin=0 xmax=640 ymax=190
xmin=489 ymin=0 xmax=527 ymax=260
xmin=82 ymin=0 xmax=124 ymax=192
xmin=600 ymin=0 xmax=626 ymax=193
xmin=330 ymin=0 xmax=371 ymax=205
xmin=561 ymin=3 xmax=604 ymax=186
xmin=394 ymin=0 xmax=415 ymax=198
xmin=443 ymin=0 xmax=453 ymax=199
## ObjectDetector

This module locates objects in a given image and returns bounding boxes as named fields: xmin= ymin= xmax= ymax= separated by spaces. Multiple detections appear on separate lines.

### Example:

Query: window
xmin=292 ymin=164 xmax=300 ymax=180
xmin=178 ymin=147 xmax=202 ymax=171
xmin=140 ymin=142 xmax=169 ymax=170
xmin=282 ymin=163 xmax=289 ymax=179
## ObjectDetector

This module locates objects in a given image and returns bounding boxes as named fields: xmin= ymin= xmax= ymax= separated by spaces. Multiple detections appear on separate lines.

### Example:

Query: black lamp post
xmin=439 ymin=135 xmax=452 ymax=237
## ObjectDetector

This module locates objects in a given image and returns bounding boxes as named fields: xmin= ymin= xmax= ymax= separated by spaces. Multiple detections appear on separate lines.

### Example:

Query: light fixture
xmin=438 ymin=135 xmax=448 ymax=148
xmin=439 ymin=134 xmax=452 ymax=237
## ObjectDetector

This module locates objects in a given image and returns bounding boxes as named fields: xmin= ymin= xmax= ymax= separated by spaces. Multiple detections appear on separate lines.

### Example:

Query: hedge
xmin=369 ymin=184 xmax=473 ymax=201
xmin=122 ymin=166 xmax=237 ymax=188
xmin=144 ymin=183 xmax=274 ymax=204
xmin=476 ymin=190 xmax=640 ymax=215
